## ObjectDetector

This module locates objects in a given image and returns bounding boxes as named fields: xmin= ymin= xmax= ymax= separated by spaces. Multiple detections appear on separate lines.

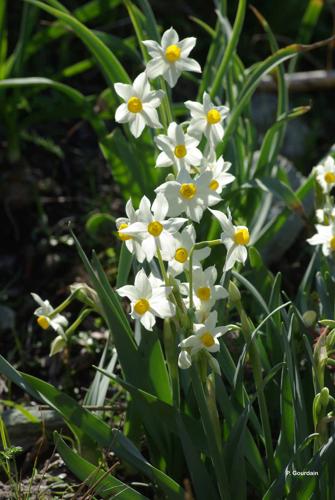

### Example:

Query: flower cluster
xmin=113 ymin=28 xmax=250 ymax=371
xmin=308 ymin=156 xmax=335 ymax=256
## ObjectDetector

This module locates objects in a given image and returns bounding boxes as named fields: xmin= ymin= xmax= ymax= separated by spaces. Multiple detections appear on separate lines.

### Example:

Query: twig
xmin=259 ymin=70 xmax=335 ymax=92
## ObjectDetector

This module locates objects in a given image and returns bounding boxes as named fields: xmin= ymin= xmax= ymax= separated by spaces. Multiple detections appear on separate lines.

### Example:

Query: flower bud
xmin=70 ymin=283 xmax=98 ymax=308
xmin=228 ymin=281 xmax=241 ymax=304
xmin=320 ymin=387 xmax=329 ymax=408
xmin=178 ymin=350 xmax=192 ymax=369
xmin=49 ymin=335 xmax=66 ymax=356
xmin=302 ymin=310 xmax=317 ymax=328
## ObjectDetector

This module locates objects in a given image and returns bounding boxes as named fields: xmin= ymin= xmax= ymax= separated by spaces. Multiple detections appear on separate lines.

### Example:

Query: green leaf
xmin=210 ymin=0 xmax=247 ymax=98
xmin=175 ymin=414 xmax=219 ymax=500
xmin=0 ymin=77 xmax=86 ymax=106
xmin=26 ymin=0 xmax=130 ymax=87
xmin=54 ymin=432 xmax=148 ymax=499
xmin=95 ymin=368 xmax=207 ymax=453
xmin=255 ymin=176 xmax=303 ymax=212
xmin=17 ymin=373 xmax=184 ymax=499
xmin=0 ymin=355 xmax=40 ymax=402
xmin=116 ymin=244 xmax=133 ymax=288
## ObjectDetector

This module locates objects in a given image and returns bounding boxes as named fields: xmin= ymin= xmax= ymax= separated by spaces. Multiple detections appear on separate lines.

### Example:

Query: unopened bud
xmin=228 ymin=281 xmax=241 ymax=304
xmin=302 ymin=310 xmax=317 ymax=328
xmin=49 ymin=335 xmax=66 ymax=356
xmin=70 ymin=283 xmax=98 ymax=308
xmin=320 ymin=387 xmax=329 ymax=408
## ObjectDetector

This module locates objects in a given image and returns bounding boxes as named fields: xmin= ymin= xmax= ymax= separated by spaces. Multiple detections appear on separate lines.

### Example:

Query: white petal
xmin=114 ymin=83 xmax=133 ymax=101
xmin=152 ymin=192 xmax=169 ymax=220
xmin=150 ymin=297 xmax=176 ymax=318
xmin=163 ymin=217 xmax=187 ymax=233
xmin=142 ymin=237 xmax=157 ymax=262
xmin=210 ymin=209 xmax=234 ymax=236
xmin=156 ymin=151 xmax=173 ymax=168
xmin=188 ymin=119 xmax=206 ymax=139
xmin=179 ymin=37 xmax=196 ymax=57
xmin=133 ymin=72 xmax=150 ymax=98
xmin=235 ymin=245 xmax=248 ymax=264
xmin=115 ymin=103 xmax=130 ymax=123
xmin=175 ymin=123 xmax=185 ymax=145
xmin=164 ymin=65 xmax=181 ymax=88
xmin=146 ymin=57 xmax=168 ymax=79
xmin=176 ymin=57 xmax=201 ymax=73
xmin=117 ymin=285 xmax=139 ymax=301
xmin=134 ymin=269 xmax=152 ymax=297
xmin=161 ymin=27 xmax=179 ymax=49
xmin=186 ymin=147 xmax=202 ymax=166
xmin=141 ymin=311 xmax=156 ymax=331
xmin=224 ymin=245 xmax=239 ymax=271
xmin=130 ymin=113 xmax=146 ymax=138
xmin=142 ymin=40 xmax=162 ymax=58
xmin=142 ymin=90 xmax=165 ymax=107
xmin=142 ymin=105 xmax=162 ymax=128
xmin=184 ymin=100 xmax=204 ymax=117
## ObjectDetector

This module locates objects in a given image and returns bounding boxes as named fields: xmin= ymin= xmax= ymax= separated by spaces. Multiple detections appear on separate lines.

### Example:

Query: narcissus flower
xmin=143 ymin=27 xmax=201 ymax=88
xmin=155 ymin=168 xmax=221 ymax=222
xmin=185 ymin=92 xmax=229 ymax=146
xmin=119 ymin=194 xmax=186 ymax=262
xmin=117 ymin=269 xmax=176 ymax=330
xmin=155 ymin=122 xmax=202 ymax=172
xmin=178 ymin=311 xmax=227 ymax=370
xmin=181 ymin=265 xmax=227 ymax=315
xmin=315 ymin=156 xmax=335 ymax=194
xmin=307 ymin=223 xmax=335 ymax=257
xmin=201 ymin=152 xmax=235 ymax=194
xmin=160 ymin=225 xmax=210 ymax=277
xmin=210 ymin=209 xmax=249 ymax=271
xmin=116 ymin=199 xmax=146 ymax=263
xmin=31 ymin=293 xmax=68 ymax=335
xmin=114 ymin=72 xmax=164 ymax=138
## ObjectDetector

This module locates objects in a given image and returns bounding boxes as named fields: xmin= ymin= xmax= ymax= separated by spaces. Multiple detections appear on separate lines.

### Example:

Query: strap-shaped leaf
xmin=54 ymin=432 xmax=149 ymax=499
xmin=26 ymin=0 xmax=130 ymax=86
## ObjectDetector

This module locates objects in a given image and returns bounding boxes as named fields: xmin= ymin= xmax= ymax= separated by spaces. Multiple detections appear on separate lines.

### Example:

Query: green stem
xmin=191 ymin=363 xmax=231 ymax=500
xmin=163 ymin=319 xmax=180 ymax=408
xmin=156 ymin=246 xmax=169 ymax=285
xmin=64 ymin=308 xmax=93 ymax=338
xmin=237 ymin=304 xmax=276 ymax=482
xmin=159 ymin=77 xmax=173 ymax=125
xmin=49 ymin=293 xmax=76 ymax=319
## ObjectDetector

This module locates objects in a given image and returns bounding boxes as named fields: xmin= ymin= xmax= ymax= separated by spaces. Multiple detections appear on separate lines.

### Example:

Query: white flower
xmin=116 ymin=199 xmax=146 ymax=263
xmin=307 ymin=223 xmax=335 ymax=257
xmin=201 ymin=152 xmax=235 ymax=194
xmin=160 ymin=225 xmax=210 ymax=277
xmin=210 ymin=209 xmax=249 ymax=271
xmin=31 ymin=293 xmax=68 ymax=335
xmin=315 ymin=156 xmax=335 ymax=194
xmin=143 ymin=27 xmax=201 ymax=88
xmin=155 ymin=168 xmax=221 ymax=223
xmin=185 ymin=92 xmax=229 ymax=146
xmin=181 ymin=265 xmax=227 ymax=317
xmin=117 ymin=269 xmax=175 ymax=331
xmin=155 ymin=122 xmax=202 ymax=172
xmin=178 ymin=311 xmax=227 ymax=369
xmin=114 ymin=72 xmax=164 ymax=138
xmin=119 ymin=194 xmax=186 ymax=262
